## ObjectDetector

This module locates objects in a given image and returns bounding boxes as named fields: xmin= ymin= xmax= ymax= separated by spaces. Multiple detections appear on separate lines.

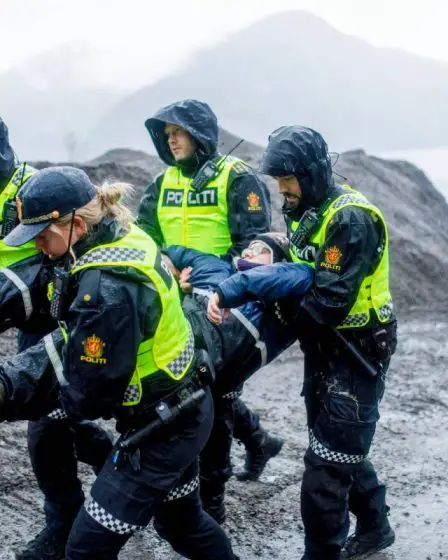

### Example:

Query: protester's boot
xmin=15 ymin=526 xmax=67 ymax=560
xmin=341 ymin=520 xmax=395 ymax=559
xmin=234 ymin=428 xmax=284 ymax=481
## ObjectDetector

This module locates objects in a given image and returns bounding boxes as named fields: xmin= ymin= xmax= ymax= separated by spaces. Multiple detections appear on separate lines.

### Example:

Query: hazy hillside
xmin=3 ymin=11 xmax=448 ymax=162
xmin=87 ymin=11 xmax=448 ymax=158
xmin=0 ymin=42 xmax=129 ymax=161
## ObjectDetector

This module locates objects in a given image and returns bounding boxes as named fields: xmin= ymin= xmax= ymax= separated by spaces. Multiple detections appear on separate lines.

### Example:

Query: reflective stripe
xmin=85 ymin=497 xmax=145 ymax=535
xmin=164 ymin=475 xmax=199 ymax=502
xmin=332 ymin=194 xmax=367 ymax=209
xmin=122 ymin=384 xmax=140 ymax=405
xmin=308 ymin=429 xmax=365 ymax=464
xmin=47 ymin=408 xmax=69 ymax=420
xmin=166 ymin=325 xmax=195 ymax=377
xmin=378 ymin=302 xmax=394 ymax=321
xmin=255 ymin=341 xmax=268 ymax=367
xmin=0 ymin=267 xmax=33 ymax=319
xmin=231 ymin=308 xmax=267 ymax=367
xmin=44 ymin=333 xmax=68 ymax=387
xmin=339 ymin=313 xmax=369 ymax=328
xmin=75 ymin=247 xmax=146 ymax=267
xmin=10 ymin=164 xmax=35 ymax=187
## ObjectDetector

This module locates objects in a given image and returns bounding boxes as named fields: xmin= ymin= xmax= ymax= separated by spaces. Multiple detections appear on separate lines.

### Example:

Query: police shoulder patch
xmin=247 ymin=191 xmax=262 ymax=212
xmin=81 ymin=334 xmax=107 ymax=365
xmin=320 ymin=245 xmax=343 ymax=272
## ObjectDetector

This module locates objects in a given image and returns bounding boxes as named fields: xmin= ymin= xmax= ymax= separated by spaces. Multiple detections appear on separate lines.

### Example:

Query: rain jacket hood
xmin=0 ymin=119 xmax=16 ymax=186
xmin=145 ymin=99 xmax=219 ymax=167
xmin=259 ymin=126 xmax=334 ymax=210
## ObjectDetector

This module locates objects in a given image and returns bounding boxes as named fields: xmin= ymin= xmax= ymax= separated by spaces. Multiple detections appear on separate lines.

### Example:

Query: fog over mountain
xmin=86 ymin=11 xmax=448 ymax=158
xmin=2 ymin=11 xmax=448 ymax=165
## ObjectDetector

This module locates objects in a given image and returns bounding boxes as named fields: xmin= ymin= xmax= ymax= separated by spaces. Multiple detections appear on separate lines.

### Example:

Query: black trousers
xmin=301 ymin=352 xmax=390 ymax=560
xmin=232 ymin=397 xmax=260 ymax=443
xmin=27 ymin=416 xmax=113 ymax=535
xmin=65 ymin=388 xmax=236 ymax=560
xmin=17 ymin=329 xmax=114 ymax=535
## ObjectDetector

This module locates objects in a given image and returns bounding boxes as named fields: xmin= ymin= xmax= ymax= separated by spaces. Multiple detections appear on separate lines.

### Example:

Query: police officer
xmin=258 ymin=126 xmax=398 ymax=560
xmin=137 ymin=98 xmax=283 ymax=501
xmin=3 ymin=166 xmax=238 ymax=560
xmin=0 ymin=120 xmax=113 ymax=560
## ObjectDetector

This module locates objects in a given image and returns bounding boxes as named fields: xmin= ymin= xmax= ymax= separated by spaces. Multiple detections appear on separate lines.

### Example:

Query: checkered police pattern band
xmin=378 ymin=302 xmax=394 ymax=320
xmin=85 ymin=497 xmax=145 ymax=535
xmin=221 ymin=390 xmax=243 ymax=400
xmin=164 ymin=476 xmax=199 ymax=502
xmin=339 ymin=312 xmax=369 ymax=328
xmin=47 ymin=408 xmax=69 ymax=420
xmin=122 ymin=384 xmax=140 ymax=405
xmin=166 ymin=325 xmax=195 ymax=378
xmin=309 ymin=429 xmax=365 ymax=464
xmin=76 ymin=248 xmax=146 ymax=267
xmin=332 ymin=194 xmax=367 ymax=209
xmin=11 ymin=165 xmax=35 ymax=186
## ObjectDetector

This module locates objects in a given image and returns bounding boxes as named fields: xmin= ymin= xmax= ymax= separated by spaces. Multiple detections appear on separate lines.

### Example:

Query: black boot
xmin=235 ymin=428 xmax=284 ymax=482
xmin=342 ymin=521 xmax=395 ymax=559
xmin=15 ymin=527 xmax=67 ymax=559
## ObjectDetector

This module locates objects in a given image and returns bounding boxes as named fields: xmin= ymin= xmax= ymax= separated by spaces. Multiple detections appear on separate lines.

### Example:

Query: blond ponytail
xmin=54 ymin=181 xmax=135 ymax=231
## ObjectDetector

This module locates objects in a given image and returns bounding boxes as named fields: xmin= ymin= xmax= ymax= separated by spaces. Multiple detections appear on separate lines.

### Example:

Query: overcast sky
xmin=2 ymin=0 xmax=448 ymax=85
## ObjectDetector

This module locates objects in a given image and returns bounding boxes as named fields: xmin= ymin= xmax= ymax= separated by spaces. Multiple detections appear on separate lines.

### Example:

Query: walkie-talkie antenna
xmin=225 ymin=138 xmax=244 ymax=158
xmin=217 ymin=139 xmax=244 ymax=170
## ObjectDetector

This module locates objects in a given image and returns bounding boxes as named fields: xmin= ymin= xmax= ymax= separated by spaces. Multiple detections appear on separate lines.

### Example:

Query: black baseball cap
xmin=4 ymin=166 xmax=96 ymax=247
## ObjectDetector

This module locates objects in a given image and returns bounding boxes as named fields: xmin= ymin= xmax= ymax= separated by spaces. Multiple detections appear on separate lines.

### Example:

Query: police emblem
xmin=247 ymin=192 xmax=262 ymax=211
xmin=81 ymin=334 xmax=107 ymax=364
xmin=325 ymin=246 xmax=342 ymax=265
xmin=321 ymin=246 xmax=343 ymax=271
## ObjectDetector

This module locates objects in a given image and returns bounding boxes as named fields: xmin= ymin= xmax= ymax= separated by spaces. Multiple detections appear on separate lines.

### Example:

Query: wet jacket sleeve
xmin=59 ymin=270 xmax=152 ymax=420
xmin=0 ymin=254 xmax=51 ymax=333
xmin=136 ymin=174 xmax=164 ymax=246
xmin=300 ymin=206 xmax=382 ymax=326
xmin=164 ymin=245 xmax=194 ymax=270
xmin=0 ymin=329 xmax=63 ymax=421
xmin=226 ymin=165 xmax=272 ymax=258
xmin=216 ymin=263 xmax=314 ymax=308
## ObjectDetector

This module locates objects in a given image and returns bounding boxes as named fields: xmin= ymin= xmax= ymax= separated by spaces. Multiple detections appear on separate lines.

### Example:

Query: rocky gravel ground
xmin=0 ymin=315 xmax=446 ymax=559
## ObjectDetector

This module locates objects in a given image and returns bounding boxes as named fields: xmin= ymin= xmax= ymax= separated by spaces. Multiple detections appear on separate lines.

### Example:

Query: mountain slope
xmin=87 ymin=10 xmax=448 ymax=158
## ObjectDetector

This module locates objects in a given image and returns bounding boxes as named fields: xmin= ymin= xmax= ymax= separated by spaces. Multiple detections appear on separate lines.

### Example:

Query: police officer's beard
xmin=282 ymin=197 xmax=310 ymax=221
